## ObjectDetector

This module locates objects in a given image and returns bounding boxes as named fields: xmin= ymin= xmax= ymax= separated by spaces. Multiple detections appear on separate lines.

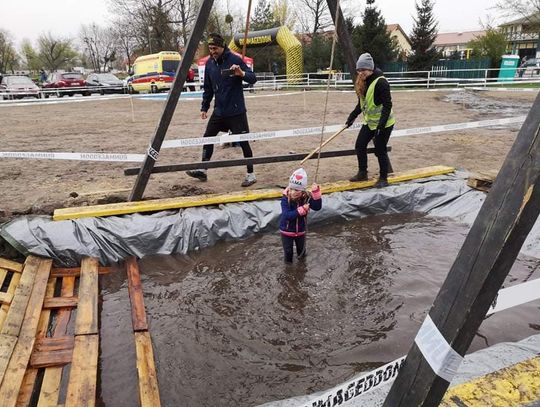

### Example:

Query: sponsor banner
xmin=262 ymin=277 xmax=540 ymax=406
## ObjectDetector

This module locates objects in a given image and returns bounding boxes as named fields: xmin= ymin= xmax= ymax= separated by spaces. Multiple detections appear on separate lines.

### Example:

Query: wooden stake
xmin=301 ymin=126 xmax=348 ymax=165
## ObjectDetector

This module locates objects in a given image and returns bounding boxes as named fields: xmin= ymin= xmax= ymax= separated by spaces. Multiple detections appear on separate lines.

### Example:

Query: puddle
xmin=97 ymin=212 xmax=540 ymax=406
xmin=443 ymin=90 xmax=531 ymax=130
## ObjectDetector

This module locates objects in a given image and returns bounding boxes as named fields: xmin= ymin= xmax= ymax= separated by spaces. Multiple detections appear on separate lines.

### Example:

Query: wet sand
xmin=97 ymin=213 xmax=540 ymax=406
xmin=0 ymin=89 xmax=537 ymax=222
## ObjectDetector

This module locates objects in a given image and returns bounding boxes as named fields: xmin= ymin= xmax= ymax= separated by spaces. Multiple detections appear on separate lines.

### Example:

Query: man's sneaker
xmin=241 ymin=173 xmax=257 ymax=187
xmin=349 ymin=171 xmax=368 ymax=182
xmin=185 ymin=169 xmax=207 ymax=181
xmin=374 ymin=178 xmax=389 ymax=188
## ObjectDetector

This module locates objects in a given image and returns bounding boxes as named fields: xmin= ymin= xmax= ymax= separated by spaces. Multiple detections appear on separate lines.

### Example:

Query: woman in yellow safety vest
xmin=345 ymin=52 xmax=395 ymax=188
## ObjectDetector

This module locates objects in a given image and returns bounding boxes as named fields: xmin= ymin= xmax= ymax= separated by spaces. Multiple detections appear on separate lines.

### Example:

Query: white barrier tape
xmin=265 ymin=277 xmax=540 ymax=407
xmin=162 ymin=116 xmax=526 ymax=149
xmin=415 ymin=315 xmax=463 ymax=382
xmin=0 ymin=116 xmax=526 ymax=162
xmin=0 ymin=151 xmax=144 ymax=162
xmin=487 ymin=277 xmax=540 ymax=315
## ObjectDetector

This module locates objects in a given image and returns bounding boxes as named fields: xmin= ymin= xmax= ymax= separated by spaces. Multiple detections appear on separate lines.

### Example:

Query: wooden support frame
xmin=124 ymin=147 xmax=388 ymax=176
xmin=383 ymin=91 xmax=540 ymax=405
xmin=129 ymin=0 xmax=215 ymax=201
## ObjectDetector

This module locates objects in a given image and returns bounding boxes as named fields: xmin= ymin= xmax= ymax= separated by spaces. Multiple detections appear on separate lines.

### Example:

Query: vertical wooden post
xmin=326 ymin=0 xmax=357 ymax=82
xmin=129 ymin=0 xmax=215 ymax=201
xmin=383 ymin=93 xmax=540 ymax=406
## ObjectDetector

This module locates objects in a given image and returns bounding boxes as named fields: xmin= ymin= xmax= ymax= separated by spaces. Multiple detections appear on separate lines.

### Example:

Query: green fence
xmin=381 ymin=58 xmax=492 ymax=78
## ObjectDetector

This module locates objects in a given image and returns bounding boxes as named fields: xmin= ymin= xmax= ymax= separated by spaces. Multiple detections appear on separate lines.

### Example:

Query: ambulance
xmin=127 ymin=51 xmax=192 ymax=94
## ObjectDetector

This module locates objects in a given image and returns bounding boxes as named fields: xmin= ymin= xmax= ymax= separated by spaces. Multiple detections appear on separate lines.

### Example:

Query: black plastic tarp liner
xmin=1 ymin=172 xmax=539 ymax=266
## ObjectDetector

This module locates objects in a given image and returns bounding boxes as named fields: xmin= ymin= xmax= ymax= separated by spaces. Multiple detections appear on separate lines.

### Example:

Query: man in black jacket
xmin=186 ymin=33 xmax=258 ymax=187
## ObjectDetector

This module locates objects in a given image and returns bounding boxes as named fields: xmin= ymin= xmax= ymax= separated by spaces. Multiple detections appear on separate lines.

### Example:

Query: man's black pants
xmin=202 ymin=112 xmax=254 ymax=173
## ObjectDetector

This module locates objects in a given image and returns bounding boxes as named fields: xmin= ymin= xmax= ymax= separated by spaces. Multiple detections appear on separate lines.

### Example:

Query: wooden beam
xmin=0 ymin=259 xmax=23 ymax=273
xmin=65 ymin=335 xmax=99 ymax=407
xmin=126 ymin=257 xmax=148 ymax=331
xmin=55 ymin=165 xmax=455 ymax=220
xmin=135 ymin=331 xmax=161 ymax=407
xmin=50 ymin=266 xmax=113 ymax=278
xmin=74 ymin=258 xmax=99 ymax=335
xmin=0 ymin=268 xmax=7 ymax=289
xmin=124 ymin=147 xmax=385 ymax=175
xmin=30 ymin=337 xmax=74 ymax=368
xmin=0 ymin=271 xmax=21 ymax=331
xmin=0 ymin=257 xmax=52 ymax=407
xmin=38 ymin=276 xmax=76 ymax=407
xmin=43 ymin=296 xmax=78 ymax=309
xmin=16 ymin=278 xmax=57 ymax=407
xmin=129 ymin=0 xmax=216 ymax=201
xmin=0 ymin=291 xmax=13 ymax=305
xmin=326 ymin=0 xmax=358 ymax=82
xmin=383 ymin=89 xmax=540 ymax=406
xmin=0 ymin=256 xmax=40 ymax=337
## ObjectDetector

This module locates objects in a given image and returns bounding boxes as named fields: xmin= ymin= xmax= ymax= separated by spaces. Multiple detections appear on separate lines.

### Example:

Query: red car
xmin=42 ymin=72 xmax=90 ymax=98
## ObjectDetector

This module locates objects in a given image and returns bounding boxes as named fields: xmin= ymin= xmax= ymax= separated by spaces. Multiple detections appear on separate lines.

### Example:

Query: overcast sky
xmin=3 ymin=0 xmax=502 ymax=46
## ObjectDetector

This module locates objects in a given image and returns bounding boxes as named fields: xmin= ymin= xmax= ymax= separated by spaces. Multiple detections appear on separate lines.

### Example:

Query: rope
xmin=242 ymin=0 xmax=253 ymax=59
xmin=313 ymin=0 xmax=341 ymax=183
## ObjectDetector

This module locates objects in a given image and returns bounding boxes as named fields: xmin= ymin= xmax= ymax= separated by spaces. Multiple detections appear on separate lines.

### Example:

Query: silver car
xmin=0 ymin=75 xmax=41 ymax=100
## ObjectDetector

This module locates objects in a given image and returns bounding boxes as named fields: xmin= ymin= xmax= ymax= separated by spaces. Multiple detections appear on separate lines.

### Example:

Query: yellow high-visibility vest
xmin=360 ymin=76 xmax=396 ymax=130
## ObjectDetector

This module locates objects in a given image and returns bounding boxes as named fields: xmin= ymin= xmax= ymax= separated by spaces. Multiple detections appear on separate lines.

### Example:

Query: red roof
xmin=434 ymin=30 xmax=486 ymax=46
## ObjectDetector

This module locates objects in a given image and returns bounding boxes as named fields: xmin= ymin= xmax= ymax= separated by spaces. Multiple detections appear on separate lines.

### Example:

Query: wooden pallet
xmin=0 ymin=256 xmax=161 ymax=406
xmin=467 ymin=170 xmax=499 ymax=192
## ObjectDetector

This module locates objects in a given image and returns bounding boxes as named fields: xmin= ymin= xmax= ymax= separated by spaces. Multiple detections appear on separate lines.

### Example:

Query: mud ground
xmin=0 ymin=89 xmax=537 ymax=223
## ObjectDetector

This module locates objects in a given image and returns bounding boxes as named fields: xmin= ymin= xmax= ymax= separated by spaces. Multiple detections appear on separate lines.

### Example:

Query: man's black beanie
xmin=208 ymin=33 xmax=225 ymax=48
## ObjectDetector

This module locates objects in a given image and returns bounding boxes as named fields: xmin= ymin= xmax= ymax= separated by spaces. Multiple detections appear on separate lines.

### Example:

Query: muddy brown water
xmin=96 ymin=213 xmax=540 ymax=407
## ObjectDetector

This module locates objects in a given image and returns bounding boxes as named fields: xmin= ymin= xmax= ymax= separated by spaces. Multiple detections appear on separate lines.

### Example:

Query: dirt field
xmin=0 ymin=88 xmax=537 ymax=223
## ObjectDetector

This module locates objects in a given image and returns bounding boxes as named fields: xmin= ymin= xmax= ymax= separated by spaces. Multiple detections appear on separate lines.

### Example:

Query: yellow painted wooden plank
xmin=0 ymin=272 xmax=22 ymax=331
xmin=0 ymin=258 xmax=52 ymax=407
xmin=0 ymin=259 xmax=23 ymax=273
xmin=440 ymin=356 xmax=540 ymax=407
xmin=38 ymin=277 xmax=76 ymax=407
xmin=0 ymin=256 xmax=40 ymax=337
xmin=74 ymin=257 xmax=98 ymax=335
xmin=53 ymin=165 xmax=456 ymax=220
xmin=65 ymin=335 xmax=98 ymax=407
xmin=135 ymin=331 xmax=161 ymax=407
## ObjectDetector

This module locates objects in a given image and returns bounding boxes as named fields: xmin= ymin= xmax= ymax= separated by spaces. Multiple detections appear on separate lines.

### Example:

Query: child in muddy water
xmin=279 ymin=168 xmax=322 ymax=263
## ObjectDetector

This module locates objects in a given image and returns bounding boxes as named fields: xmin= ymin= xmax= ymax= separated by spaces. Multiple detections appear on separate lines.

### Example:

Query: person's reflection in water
xmin=277 ymin=260 xmax=309 ymax=312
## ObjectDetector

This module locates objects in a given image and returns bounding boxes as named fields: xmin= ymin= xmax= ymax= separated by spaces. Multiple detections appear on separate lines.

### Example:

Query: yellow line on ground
xmin=440 ymin=356 xmax=540 ymax=407
xmin=53 ymin=165 xmax=455 ymax=221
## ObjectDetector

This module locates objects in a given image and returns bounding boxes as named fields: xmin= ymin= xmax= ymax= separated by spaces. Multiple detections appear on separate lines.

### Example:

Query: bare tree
xmin=36 ymin=33 xmax=78 ymax=72
xmin=0 ymin=29 xmax=18 ymax=73
xmin=294 ymin=0 xmax=332 ymax=35
xmin=495 ymin=0 xmax=540 ymax=29
xmin=273 ymin=0 xmax=296 ymax=29
xmin=112 ymin=17 xmax=139 ymax=69
xmin=80 ymin=23 xmax=119 ymax=72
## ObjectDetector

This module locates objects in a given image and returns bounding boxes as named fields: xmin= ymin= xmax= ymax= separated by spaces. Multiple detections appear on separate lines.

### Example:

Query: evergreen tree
xmin=352 ymin=0 xmax=397 ymax=68
xmin=408 ymin=0 xmax=440 ymax=71
xmin=251 ymin=0 xmax=275 ymax=31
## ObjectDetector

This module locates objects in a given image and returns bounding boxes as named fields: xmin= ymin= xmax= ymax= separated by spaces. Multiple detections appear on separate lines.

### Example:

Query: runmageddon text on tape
xmin=0 ymin=116 xmax=526 ymax=162
xmin=261 ymin=277 xmax=540 ymax=407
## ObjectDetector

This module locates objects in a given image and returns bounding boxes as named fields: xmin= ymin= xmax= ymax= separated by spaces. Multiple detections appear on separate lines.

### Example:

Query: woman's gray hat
xmin=356 ymin=53 xmax=374 ymax=70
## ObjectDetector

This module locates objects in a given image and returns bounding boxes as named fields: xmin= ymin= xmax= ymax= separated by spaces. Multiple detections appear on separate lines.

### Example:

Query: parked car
xmin=86 ymin=73 xmax=126 ymax=94
xmin=42 ymin=72 xmax=89 ymax=98
xmin=0 ymin=75 xmax=41 ymax=100
xmin=522 ymin=58 xmax=540 ymax=76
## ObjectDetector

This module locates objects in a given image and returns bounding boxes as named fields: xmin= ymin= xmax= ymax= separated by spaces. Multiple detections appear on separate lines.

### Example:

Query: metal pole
xmin=129 ymin=0 xmax=215 ymax=201
xmin=383 ymin=92 xmax=540 ymax=406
